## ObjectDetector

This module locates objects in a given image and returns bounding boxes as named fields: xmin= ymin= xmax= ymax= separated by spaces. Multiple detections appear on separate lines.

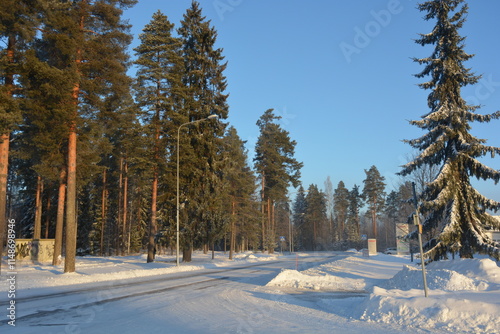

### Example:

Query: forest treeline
xmin=2 ymin=0 xmax=500 ymax=272
xmin=0 ymin=1 xmax=396 ymax=272
xmin=0 ymin=1 xmax=416 ymax=272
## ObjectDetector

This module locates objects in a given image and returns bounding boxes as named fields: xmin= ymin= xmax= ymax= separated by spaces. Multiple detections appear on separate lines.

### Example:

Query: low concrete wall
xmin=15 ymin=239 xmax=55 ymax=263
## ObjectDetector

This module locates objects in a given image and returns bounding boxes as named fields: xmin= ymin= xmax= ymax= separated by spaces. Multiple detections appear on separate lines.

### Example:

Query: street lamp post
xmin=176 ymin=115 xmax=218 ymax=266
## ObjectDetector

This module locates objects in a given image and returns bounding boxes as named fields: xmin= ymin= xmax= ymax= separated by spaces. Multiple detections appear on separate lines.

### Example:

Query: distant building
xmin=486 ymin=231 xmax=500 ymax=243
xmin=485 ymin=216 xmax=500 ymax=243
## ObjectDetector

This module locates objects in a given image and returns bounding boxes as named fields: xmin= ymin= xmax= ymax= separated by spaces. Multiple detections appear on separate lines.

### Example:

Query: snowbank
xmin=382 ymin=264 xmax=489 ymax=291
xmin=266 ymin=253 xmax=500 ymax=334
xmin=267 ymin=254 xmax=407 ymax=291
xmin=361 ymin=258 xmax=500 ymax=333
xmin=267 ymin=268 xmax=365 ymax=291
xmin=1 ymin=251 xmax=278 ymax=291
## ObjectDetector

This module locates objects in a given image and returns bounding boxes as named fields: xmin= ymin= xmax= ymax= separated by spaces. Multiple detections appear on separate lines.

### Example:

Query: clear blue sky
xmin=123 ymin=0 xmax=500 ymax=202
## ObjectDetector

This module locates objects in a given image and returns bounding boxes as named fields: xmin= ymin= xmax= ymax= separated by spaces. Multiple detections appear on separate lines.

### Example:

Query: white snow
xmin=266 ymin=251 xmax=500 ymax=334
xmin=1 ymin=252 xmax=278 ymax=291
xmin=1 ymin=250 xmax=500 ymax=333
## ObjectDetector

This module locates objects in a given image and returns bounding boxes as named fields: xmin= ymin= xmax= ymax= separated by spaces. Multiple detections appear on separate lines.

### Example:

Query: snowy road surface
xmin=1 ymin=253 xmax=431 ymax=334
xmin=3 ymin=251 xmax=498 ymax=333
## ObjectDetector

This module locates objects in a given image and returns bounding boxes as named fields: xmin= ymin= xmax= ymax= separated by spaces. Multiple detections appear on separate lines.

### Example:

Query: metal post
xmin=412 ymin=182 xmax=429 ymax=297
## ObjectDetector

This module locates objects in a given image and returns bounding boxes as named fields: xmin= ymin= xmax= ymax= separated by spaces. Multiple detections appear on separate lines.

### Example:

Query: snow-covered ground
xmin=1 ymin=250 xmax=499 ymax=333
xmin=2 ymin=251 xmax=278 ymax=291
xmin=267 ymin=250 xmax=500 ymax=333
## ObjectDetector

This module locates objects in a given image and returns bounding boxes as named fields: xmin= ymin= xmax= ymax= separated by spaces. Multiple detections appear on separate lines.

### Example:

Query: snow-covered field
xmin=1 ymin=250 xmax=499 ymax=333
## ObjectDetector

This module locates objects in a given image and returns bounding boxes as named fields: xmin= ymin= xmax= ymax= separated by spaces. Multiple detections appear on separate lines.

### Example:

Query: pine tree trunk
xmin=53 ymin=169 xmax=65 ymax=265
xmin=34 ymin=176 xmax=43 ymax=239
xmin=64 ymin=121 xmax=78 ymax=273
xmin=313 ymin=219 xmax=317 ymax=252
xmin=340 ymin=213 xmax=345 ymax=241
xmin=229 ymin=200 xmax=235 ymax=260
xmin=356 ymin=215 xmax=360 ymax=239
xmin=64 ymin=8 xmax=85 ymax=273
xmin=182 ymin=244 xmax=192 ymax=262
xmin=0 ymin=36 xmax=15 ymax=257
xmin=147 ymin=104 xmax=160 ymax=263
xmin=261 ymin=174 xmax=265 ymax=252
xmin=147 ymin=171 xmax=158 ymax=263
xmin=122 ymin=159 xmax=128 ymax=256
xmin=44 ymin=188 xmax=51 ymax=239
xmin=0 ymin=133 xmax=9 ymax=256
xmin=117 ymin=157 xmax=123 ymax=254
xmin=100 ymin=169 xmax=107 ymax=256
xmin=371 ymin=205 xmax=377 ymax=239
xmin=268 ymin=198 xmax=273 ymax=254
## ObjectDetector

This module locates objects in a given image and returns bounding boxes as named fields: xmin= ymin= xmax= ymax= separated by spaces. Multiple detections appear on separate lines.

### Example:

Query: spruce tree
xmin=400 ymin=0 xmax=500 ymax=260
xmin=177 ymin=1 xmax=228 ymax=261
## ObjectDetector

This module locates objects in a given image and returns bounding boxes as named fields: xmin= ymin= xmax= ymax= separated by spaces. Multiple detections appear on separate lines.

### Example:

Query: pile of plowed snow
xmin=266 ymin=254 xmax=500 ymax=334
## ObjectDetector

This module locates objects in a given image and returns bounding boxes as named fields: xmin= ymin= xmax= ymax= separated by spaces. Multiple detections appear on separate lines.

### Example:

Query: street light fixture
xmin=176 ymin=115 xmax=218 ymax=266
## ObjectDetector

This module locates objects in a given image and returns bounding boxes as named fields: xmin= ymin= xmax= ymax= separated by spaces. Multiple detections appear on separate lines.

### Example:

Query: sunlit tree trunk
xmin=0 ymin=36 xmax=15 ymax=257
xmin=34 ymin=176 xmax=43 ymax=239
xmin=122 ymin=159 xmax=128 ymax=256
xmin=44 ymin=188 xmax=51 ymax=239
xmin=64 ymin=12 xmax=83 ymax=271
xmin=100 ymin=169 xmax=107 ymax=256
xmin=229 ymin=200 xmax=236 ymax=260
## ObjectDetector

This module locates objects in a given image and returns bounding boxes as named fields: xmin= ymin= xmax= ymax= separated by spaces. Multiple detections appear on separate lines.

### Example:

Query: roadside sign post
xmin=279 ymin=236 xmax=285 ymax=255
xmin=412 ymin=182 xmax=429 ymax=298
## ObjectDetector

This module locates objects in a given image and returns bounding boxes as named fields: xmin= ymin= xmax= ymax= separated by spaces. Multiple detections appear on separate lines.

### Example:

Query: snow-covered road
xmin=2 ymin=253 xmax=443 ymax=334
xmin=4 ymin=251 xmax=498 ymax=333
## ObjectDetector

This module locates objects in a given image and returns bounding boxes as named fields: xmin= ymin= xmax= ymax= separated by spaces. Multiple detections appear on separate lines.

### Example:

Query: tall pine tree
xmin=222 ymin=126 xmax=257 ymax=259
xmin=0 ymin=0 xmax=40 ymax=258
xmin=346 ymin=185 xmax=362 ymax=242
xmin=134 ymin=10 xmax=183 ymax=263
xmin=35 ymin=0 xmax=136 ymax=272
xmin=400 ymin=0 xmax=500 ymax=260
xmin=333 ymin=181 xmax=349 ymax=241
xmin=304 ymin=184 xmax=327 ymax=251
xmin=362 ymin=165 xmax=386 ymax=240
xmin=293 ymin=186 xmax=307 ymax=251
xmin=254 ymin=109 xmax=302 ymax=252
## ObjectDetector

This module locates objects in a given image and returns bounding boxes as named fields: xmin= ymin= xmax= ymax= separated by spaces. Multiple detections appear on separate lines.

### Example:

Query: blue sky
xmin=123 ymin=0 xmax=500 ymax=202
